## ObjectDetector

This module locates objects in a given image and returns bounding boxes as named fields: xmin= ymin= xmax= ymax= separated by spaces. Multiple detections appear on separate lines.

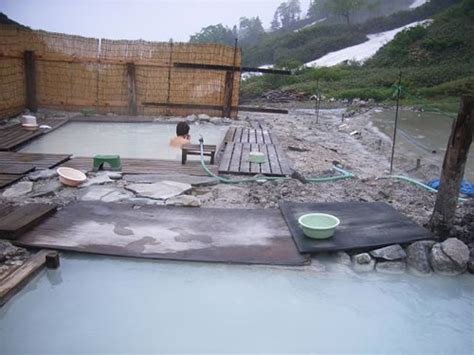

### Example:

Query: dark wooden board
xmin=0 ymin=203 xmax=57 ymax=240
xmin=0 ymin=152 xmax=71 ymax=169
xmin=0 ymin=163 xmax=35 ymax=175
xmin=279 ymin=201 xmax=434 ymax=253
xmin=15 ymin=202 xmax=309 ymax=266
xmin=0 ymin=174 xmax=23 ymax=189
xmin=61 ymin=157 xmax=217 ymax=176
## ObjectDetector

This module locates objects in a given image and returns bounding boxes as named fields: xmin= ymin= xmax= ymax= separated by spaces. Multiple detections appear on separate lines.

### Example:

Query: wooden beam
xmin=429 ymin=95 xmax=474 ymax=236
xmin=142 ymin=102 xmax=288 ymax=114
xmin=24 ymin=50 xmax=37 ymax=112
xmin=126 ymin=63 xmax=137 ymax=116
xmin=0 ymin=250 xmax=49 ymax=306
xmin=223 ymin=71 xmax=233 ymax=118
xmin=173 ymin=62 xmax=291 ymax=75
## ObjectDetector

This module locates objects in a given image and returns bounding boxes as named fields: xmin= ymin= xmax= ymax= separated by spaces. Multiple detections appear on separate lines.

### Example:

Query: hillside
xmin=241 ymin=0 xmax=474 ymax=111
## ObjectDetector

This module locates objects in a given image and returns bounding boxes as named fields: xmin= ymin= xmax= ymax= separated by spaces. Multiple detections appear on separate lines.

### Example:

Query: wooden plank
xmin=0 ymin=204 xmax=57 ymax=240
xmin=262 ymin=128 xmax=272 ymax=145
xmin=0 ymin=250 xmax=49 ymax=306
xmin=259 ymin=144 xmax=272 ymax=175
xmin=228 ymin=143 xmax=243 ymax=173
xmin=249 ymin=129 xmax=257 ymax=143
xmin=250 ymin=143 xmax=261 ymax=174
xmin=266 ymin=144 xmax=282 ymax=175
xmin=24 ymin=50 xmax=37 ymax=112
xmin=173 ymin=62 xmax=292 ymax=75
xmin=0 ymin=152 xmax=71 ymax=169
xmin=240 ymin=142 xmax=251 ymax=174
xmin=234 ymin=127 xmax=243 ymax=143
xmin=0 ymin=174 xmax=23 ymax=189
xmin=274 ymin=143 xmax=293 ymax=176
xmin=0 ymin=163 xmax=35 ymax=175
xmin=240 ymin=128 xmax=249 ymax=143
xmin=218 ymin=143 xmax=234 ymax=172
xmin=223 ymin=127 xmax=236 ymax=143
xmin=256 ymin=129 xmax=264 ymax=144
xmin=126 ymin=63 xmax=137 ymax=116
xmin=223 ymin=71 xmax=233 ymax=118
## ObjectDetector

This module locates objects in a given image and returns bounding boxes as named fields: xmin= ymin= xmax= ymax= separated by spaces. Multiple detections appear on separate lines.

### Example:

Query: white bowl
xmin=22 ymin=115 xmax=37 ymax=125
xmin=22 ymin=123 xmax=39 ymax=131
xmin=56 ymin=167 xmax=87 ymax=187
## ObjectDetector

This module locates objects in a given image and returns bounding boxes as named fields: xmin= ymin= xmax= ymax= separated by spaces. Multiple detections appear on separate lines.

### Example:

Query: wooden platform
xmin=61 ymin=156 xmax=217 ymax=176
xmin=0 ymin=118 xmax=68 ymax=151
xmin=0 ymin=174 xmax=23 ymax=189
xmin=15 ymin=202 xmax=309 ymax=266
xmin=219 ymin=125 xmax=292 ymax=176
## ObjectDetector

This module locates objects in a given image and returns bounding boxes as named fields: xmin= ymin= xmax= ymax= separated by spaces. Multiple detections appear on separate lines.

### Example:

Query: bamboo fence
xmin=0 ymin=24 xmax=241 ymax=118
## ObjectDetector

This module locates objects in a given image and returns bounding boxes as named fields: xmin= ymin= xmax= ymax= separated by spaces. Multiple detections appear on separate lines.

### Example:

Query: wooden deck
xmin=0 ymin=118 xmax=68 ymax=151
xmin=61 ymin=156 xmax=217 ymax=176
xmin=218 ymin=125 xmax=293 ymax=176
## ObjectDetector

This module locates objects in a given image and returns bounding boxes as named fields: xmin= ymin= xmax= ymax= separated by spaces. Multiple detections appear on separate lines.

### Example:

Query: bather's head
xmin=176 ymin=121 xmax=190 ymax=138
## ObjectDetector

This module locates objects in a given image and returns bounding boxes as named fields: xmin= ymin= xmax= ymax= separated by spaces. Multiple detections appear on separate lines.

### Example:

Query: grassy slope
xmin=241 ymin=0 xmax=474 ymax=112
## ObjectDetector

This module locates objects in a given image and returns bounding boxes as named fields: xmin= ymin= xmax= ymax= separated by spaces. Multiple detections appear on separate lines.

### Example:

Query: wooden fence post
xmin=223 ymin=71 xmax=233 ymax=118
xmin=24 ymin=50 xmax=37 ymax=112
xmin=429 ymin=95 xmax=474 ymax=236
xmin=126 ymin=63 xmax=137 ymax=116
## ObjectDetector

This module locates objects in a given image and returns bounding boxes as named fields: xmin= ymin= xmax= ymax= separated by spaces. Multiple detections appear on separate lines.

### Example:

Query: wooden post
xmin=223 ymin=38 xmax=238 ymax=119
xmin=24 ymin=50 xmax=37 ymax=112
xmin=45 ymin=251 xmax=60 ymax=269
xmin=390 ymin=71 xmax=402 ymax=174
xmin=429 ymin=95 xmax=474 ymax=236
xmin=126 ymin=62 xmax=137 ymax=116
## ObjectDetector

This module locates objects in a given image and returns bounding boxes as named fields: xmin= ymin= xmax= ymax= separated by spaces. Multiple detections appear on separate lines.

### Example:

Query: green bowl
xmin=249 ymin=151 xmax=266 ymax=164
xmin=298 ymin=213 xmax=340 ymax=239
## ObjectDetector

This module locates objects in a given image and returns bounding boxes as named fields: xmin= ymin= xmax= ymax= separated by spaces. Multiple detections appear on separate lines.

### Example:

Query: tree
xmin=272 ymin=0 xmax=301 ymax=30
xmin=324 ymin=0 xmax=368 ymax=24
xmin=271 ymin=12 xmax=280 ymax=30
xmin=307 ymin=0 xmax=329 ymax=19
xmin=189 ymin=24 xmax=235 ymax=45
xmin=238 ymin=17 xmax=265 ymax=43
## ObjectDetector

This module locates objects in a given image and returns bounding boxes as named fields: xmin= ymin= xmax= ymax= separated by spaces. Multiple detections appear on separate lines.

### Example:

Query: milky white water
xmin=305 ymin=20 xmax=431 ymax=67
xmin=0 ymin=253 xmax=472 ymax=354
xmin=20 ymin=122 xmax=228 ymax=160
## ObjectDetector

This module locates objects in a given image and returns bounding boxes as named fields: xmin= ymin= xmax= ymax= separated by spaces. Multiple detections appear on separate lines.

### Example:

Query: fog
xmin=0 ymin=0 xmax=311 ymax=42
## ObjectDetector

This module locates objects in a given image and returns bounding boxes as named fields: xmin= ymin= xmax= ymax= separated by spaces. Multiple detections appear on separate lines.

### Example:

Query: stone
xmin=430 ymin=239 xmax=469 ymax=275
xmin=28 ymin=169 xmax=57 ymax=181
xmin=334 ymin=251 xmax=351 ymax=266
xmin=2 ymin=181 xmax=33 ymax=198
xmin=369 ymin=244 xmax=406 ymax=261
xmin=101 ymin=190 xmax=134 ymax=203
xmin=166 ymin=195 xmax=201 ymax=207
xmin=198 ymin=113 xmax=210 ymax=120
xmin=352 ymin=252 xmax=375 ymax=272
xmin=96 ymin=171 xmax=122 ymax=180
xmin=31 ymin=180 xmax=62 ymax=198
xmin=123 ymin=174 xmax=218 ymax=187
xmin=185 ymin=114 xmax=197 ymax=122
xmin=80 ymin=174 xmax=113 ymax=188
xmin=127 ymin=197 xmax=162 ymax=206
xmin=210 ymin=117 xmax=221 ymax=124
xmin=79 ymin=186 xmax=117 ymax=201
xmin=353 ymin=252 xmax=372 ymax=264
xmin=375 ymin=261 xmax=406 ymax=274
xmin=406 ymin=240 xmax=436 ymax=274
xmin=125 ymin=181 xmax=192 ymax=200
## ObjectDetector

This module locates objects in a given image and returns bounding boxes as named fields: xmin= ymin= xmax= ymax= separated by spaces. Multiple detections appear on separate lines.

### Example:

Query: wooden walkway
xmin=219 ymin=125 xmax=292 ymax=176
xmin=0 ymin=152 xmax=71 ymax=189
xmin=61 ymin=156 xmax=217 ymax=176
xmin=0 ymin=118 xmax=68 ymax=151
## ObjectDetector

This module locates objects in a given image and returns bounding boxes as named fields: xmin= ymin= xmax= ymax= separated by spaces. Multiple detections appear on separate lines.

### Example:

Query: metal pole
xmin=390 ymin=71 xmax=402 ymax=174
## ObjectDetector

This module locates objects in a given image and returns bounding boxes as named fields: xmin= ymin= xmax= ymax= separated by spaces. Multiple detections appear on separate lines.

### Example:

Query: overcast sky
xmin=0 ymin=0 xmax=312 ymax=42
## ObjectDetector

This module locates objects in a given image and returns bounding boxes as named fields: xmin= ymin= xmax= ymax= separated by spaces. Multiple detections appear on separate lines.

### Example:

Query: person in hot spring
xmin=170 ymin=121 xmax=191 ymax=148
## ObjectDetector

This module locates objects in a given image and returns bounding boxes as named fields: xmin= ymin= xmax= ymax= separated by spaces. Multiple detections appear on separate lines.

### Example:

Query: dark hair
xmin=176 ymin=121 xmax=190 ymax=137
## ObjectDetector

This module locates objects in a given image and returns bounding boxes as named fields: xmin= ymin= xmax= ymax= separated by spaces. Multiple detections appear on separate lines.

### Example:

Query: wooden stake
xmin=223 ymin=38 xmax=238 ymax=119
xmin=429 ymin=95 xmax=474 ymax=236
xmin=24 ymin=50 xmax=37 ymax=112
xmin=390 ymin=71 xmax=402 ymax=174
xmin=45 ymin=251 xmax=60 ymax=269
xmin=126 ymin=62 xmax=137 ymax=116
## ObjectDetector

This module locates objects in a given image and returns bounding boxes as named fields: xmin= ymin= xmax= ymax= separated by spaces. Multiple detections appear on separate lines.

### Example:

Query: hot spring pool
xmin=20 ymin=122 xmax=228 ymax=160
xmin=0 ymin=253 xmax=472 ymax=354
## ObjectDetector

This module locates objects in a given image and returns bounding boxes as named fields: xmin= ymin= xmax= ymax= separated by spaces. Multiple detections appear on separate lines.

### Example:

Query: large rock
xmin=406 ymin=240 xmax=436 ymax=275
xmin=352 ymin=253 xmax=375 ymax=272
xmin=123 ymin=174 xmax=218 ymax=187
xmin=31 ymin=180 xmax=62 ymax=198
xmin=80 ymin=174 xmax=113 ymax=188
xmin=125 ymin=181 xmax=192 ymax=200
xmin=28 ymin=169 xmax=57 ymax=181
xmin=166 ymin=195 xmax=201 ymax=207
xmin=334 ymin=251 xmax=351 ymax=266
xmin=79 ymin=186 xmax=117 ymax=201
xmin=101 ymin=190 xmax=134 ymax=203
xmin=375 ymin=261 xmax=406 ymax=274
xmin=2 ymin=181 xmax=33 ymax=198
xmin=369 ymin=244 xmax=406 ymax=261
xmin=430 ymin=238 xmax=469 ymax=275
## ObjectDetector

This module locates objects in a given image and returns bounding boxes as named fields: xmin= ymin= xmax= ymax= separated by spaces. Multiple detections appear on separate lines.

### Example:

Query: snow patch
xmin=241 ymin=64 xmax=274 ymax=81
xmin=294 ymin=18 xmax=327 ymax=32
xmin=304 ymin=20 xmax=432 ymax=68
xmin=410 ymin=0 xmax=429 ymax=9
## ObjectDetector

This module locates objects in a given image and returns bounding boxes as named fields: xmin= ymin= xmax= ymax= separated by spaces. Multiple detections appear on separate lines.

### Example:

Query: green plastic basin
xmin=249 ymin=151 xmax=266 ymax=164
xmin=298 ymin=213 xmax=340 ymax=239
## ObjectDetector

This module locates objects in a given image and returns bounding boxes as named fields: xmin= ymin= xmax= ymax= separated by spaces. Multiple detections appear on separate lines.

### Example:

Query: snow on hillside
xmin=410 ymin=0 xmax=429 ymax=9
xmin=294 ymin=18 xmax=327 ymax=32
xmin=304 ymin=20 xmax=431 ymax=68
xmin=241 ymin=65 xmax=274 ymax=81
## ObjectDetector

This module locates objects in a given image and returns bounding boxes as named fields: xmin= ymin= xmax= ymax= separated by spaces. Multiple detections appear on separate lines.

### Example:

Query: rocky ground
xmin=0 ymin=105 xmax=472 ymax=276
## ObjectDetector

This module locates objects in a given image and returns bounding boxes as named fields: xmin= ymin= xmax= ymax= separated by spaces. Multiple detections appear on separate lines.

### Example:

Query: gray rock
xmin=406 ymin=240 xmax=436 ymax=274
xmin=79 ymin=186 xmax=117 ymax=201
xmin=334 ymin=251 xmax=351 ymax=266
xmin=441 ymin=238 xmax=469 ymax=269
xmin=96 ymin=171 xmax=122 ymax=180
xmin=185 ymin=114 xmax=197 ymax=122
xmin=125 ymin=181 xmax=192 ymax=200
xmin=430 ymin=239 xmax=469 ymax=275
xmin=127 ymin=197 xmax=163 ymax=206
xmin=2 ymin=181 xmax=33 ymax=198
xmin=370 ymin=244 xmax=406 ymax=261
xmin=166 ymin=195 xmax=201 ymax=207
xmin=376 ymin=260 xmax=406 ymax=274
xmin=31 ymin=180 xmax=62 ymax=198
xmin=28 ymin=169 xmax=57 ymax=181
xmin=123 ymin=174 xmax=218 ymax=187
xmin=210 ymin=117 xmax=221 ymax=124
xmin=101 ymin=190 xmax=134 ymax=203
xmin=80 ymin=174 xmax=113 ymax=188
xmin=353 ymin=252 xmax=372 ymax=264
xmin=198 ymin=113 xmax=210 ymax=120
